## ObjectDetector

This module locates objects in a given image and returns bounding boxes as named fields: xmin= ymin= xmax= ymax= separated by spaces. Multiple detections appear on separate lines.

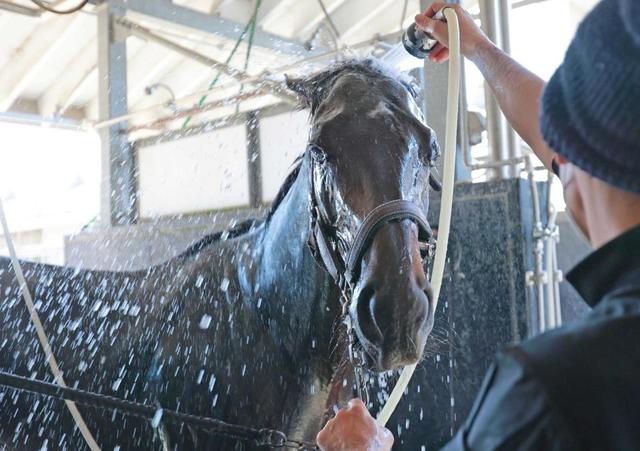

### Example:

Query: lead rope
xmin=376 ymin=7 xmax=461 ymax=427
xmin=0 ymin=370 xmax=317 ymax=449
xmin=0 ymin=198 xmax=101 ymax=450
xmin=337 ymin=280 xmax=370 ymax=406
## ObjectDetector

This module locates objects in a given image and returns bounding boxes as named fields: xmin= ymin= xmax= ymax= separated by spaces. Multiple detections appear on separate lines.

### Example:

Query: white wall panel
xmin=138 ymin=125 xmax=249 ymax=217
xmin=259 ymin=110 xmax=310 ymax=202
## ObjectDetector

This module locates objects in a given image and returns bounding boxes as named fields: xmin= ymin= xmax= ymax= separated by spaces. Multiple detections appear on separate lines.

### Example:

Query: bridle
xmin=306 ymin=144 xmax=436 ymax=404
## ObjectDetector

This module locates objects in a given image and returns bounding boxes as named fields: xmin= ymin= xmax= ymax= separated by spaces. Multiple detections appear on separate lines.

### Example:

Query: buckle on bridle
xmin=257 ymin=428 xmax=287 ymax=447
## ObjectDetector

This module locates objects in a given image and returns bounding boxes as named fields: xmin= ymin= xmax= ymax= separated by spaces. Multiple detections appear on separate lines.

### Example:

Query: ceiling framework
xmin=0 ymin=0 xmax=423 ymax=131
xmin=0 ymin=0 xmax=600 ymax=135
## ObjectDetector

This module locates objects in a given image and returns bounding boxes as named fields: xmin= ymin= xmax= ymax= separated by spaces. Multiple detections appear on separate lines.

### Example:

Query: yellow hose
xmin=377 ymin=6 xmax=461 ymax=427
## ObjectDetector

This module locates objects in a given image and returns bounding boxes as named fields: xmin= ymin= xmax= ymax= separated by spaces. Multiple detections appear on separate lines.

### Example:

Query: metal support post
xmin=97 ymin=5 xmax=137 ymax=226
xmin=246 ymin=111 xmax=262 ymax=208
xmin=478 ymin=0 xmax=521 ymax=179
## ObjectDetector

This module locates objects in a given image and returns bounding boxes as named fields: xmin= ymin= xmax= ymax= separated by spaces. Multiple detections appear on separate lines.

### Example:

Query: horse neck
xmin=254 ymin=157 xmax=338 ymax=356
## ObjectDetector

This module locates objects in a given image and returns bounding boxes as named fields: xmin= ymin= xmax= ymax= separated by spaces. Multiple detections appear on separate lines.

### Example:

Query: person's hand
xmin=415 ymin=2 xmax=492 ymax=63
xmin=316 ymin=399 xmax=394 ymax=451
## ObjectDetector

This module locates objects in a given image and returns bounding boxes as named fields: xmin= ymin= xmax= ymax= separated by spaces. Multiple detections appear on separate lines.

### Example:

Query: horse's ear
xmin=285 ymin=75 xmax=313 ymax=108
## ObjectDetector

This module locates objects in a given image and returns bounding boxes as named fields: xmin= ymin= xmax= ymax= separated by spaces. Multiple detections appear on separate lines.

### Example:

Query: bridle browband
xmin=306 ymin=143 xmax=436 ymax=404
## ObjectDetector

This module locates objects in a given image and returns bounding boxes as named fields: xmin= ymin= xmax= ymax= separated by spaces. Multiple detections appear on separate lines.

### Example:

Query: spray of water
xmin=379 ymin=42 xmax=423 ymax=72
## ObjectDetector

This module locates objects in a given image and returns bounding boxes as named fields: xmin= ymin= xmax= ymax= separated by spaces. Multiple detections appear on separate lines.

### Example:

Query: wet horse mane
xmin=286 ymin=58 xmax=420 ymax=115
xmin=179 ymin=59 xmax=420 ymax=258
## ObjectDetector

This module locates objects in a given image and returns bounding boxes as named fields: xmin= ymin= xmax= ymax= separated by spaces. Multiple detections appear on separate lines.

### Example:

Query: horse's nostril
xmin=356 ymin=285 xmax=383 ymax=345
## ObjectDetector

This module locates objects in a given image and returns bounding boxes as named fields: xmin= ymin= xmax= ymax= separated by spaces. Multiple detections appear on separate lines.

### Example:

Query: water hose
xmin=377 ymin=6 xmax=461 ymax=427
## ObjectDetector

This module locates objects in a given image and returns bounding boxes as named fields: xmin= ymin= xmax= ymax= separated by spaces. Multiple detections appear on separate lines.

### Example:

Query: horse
xmin=0 ymin=59 xmax=440 ymax=450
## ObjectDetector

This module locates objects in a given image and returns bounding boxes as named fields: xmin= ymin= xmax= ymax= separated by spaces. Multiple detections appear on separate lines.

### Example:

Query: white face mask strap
xmin=559 ymin=162 xmax=575 ymax=188
xmin=555 ymin=161 xmax=591 ymax=247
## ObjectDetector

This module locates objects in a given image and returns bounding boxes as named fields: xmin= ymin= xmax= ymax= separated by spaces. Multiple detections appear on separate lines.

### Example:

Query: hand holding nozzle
xmin=413 ymin=2 xmax=492 ymax=63
xmin=402 ymin=9 xmax=445 ymax=58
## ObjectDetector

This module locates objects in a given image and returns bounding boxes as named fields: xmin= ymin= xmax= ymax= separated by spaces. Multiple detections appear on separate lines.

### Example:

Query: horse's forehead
xmin=326 ymin=72 xmax=424 ymax=123
xmin=331 ymin=72 xmax=403 ymax=100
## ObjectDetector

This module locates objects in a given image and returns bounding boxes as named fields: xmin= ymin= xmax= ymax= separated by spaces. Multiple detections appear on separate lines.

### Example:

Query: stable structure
xmin=0 ymin=0 xmax=597 ymax=448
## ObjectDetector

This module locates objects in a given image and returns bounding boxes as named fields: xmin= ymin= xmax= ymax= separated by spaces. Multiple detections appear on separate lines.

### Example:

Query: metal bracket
xmin=113 ymin=20 xmax=131 ymax=42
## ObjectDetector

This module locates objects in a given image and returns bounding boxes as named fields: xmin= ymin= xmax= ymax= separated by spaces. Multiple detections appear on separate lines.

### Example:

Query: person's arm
xmin=415 ymin=2 xmax=555 ymax=170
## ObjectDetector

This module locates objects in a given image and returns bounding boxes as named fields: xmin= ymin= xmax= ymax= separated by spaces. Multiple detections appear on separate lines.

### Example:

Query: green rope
xmin=182 ymin=0 xmax=262 ymax=128
xmin=235 ymin=5 xmax=259 ymax=114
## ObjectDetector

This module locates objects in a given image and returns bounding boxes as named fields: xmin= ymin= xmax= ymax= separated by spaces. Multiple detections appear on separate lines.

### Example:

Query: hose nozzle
xmin=401 ymin=9 xmax=445 ymax=59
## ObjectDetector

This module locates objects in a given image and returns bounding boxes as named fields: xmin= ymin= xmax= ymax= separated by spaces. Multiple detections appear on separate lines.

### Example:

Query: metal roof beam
xmin=39 ymin=38 xmax=98 ymax=117
xmin=111 ymin=0 xmax=321 ymax=56
xmin=114 ymin=17 xmax=298 ymax=105
xmin=0 ymin=0 xmax=41 ymax=17
xmin=294 ymin=0 xmax=348 ymax=40
xmin=334 ymin=0 xmax=398 ymax=43
xmin=0 ymin=14 xmax=82 ymax=112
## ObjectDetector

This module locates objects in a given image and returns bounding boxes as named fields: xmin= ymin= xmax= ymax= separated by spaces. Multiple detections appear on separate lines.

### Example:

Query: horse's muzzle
xmin=350 ymin=221 xmax=434 ymax=371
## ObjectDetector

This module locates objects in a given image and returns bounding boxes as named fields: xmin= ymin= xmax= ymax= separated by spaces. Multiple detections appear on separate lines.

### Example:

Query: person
xmin=316 ymin=0 xmax=640 ymax=449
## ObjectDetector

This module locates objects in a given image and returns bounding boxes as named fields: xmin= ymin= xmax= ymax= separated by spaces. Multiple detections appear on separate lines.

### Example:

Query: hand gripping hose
xmin=377 ymin=6 xmax=461 ymax=427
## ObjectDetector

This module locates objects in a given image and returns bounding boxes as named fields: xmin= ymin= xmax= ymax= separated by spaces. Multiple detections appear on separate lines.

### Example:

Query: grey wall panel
xmin=381 ymin=179 xmax=536 ymax=449
xmin=64 ymin=208 xmax=265 ymax=271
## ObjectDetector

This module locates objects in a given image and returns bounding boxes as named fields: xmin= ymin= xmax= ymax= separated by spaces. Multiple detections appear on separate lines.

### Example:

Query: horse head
xmin=287 ymin=60 xmax=441 ymax=372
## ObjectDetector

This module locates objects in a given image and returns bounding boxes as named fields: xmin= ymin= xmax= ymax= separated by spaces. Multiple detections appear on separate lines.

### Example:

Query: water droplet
xmin=208 ymin=375 xmax=217 ymax=392
xmin=151 ymin=408 xmax=163 ymax=428
xmin=197 ymin=369 xmax=205 ymax=384
xmin=195 ymin=275 xmax=204 ymax=288
xmin=112 ymin=378 xmax=122 ymax=391
xmin=99 ymin=305 xmax=110 ymax=318
xmin=199 ymin=314 xmax=212 ymax=330
xmin=128 ymin=305 xmax=140 ymax=317
xmin=220 ymin=278 xmax=230 ymax=292
xmin=241 ymin=364 xmax=246 ymax=376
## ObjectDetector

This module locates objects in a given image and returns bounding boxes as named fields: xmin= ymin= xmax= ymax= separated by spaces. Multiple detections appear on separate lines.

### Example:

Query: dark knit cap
xmin=540 ymin=0 xmax=640 ymax=193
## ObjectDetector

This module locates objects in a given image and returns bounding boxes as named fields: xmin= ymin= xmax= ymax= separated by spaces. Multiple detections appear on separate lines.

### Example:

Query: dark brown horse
xmin=0 ymin=59 xmax=440 ymax=449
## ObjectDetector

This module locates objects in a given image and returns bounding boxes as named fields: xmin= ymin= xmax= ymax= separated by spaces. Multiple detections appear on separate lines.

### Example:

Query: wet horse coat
xmin=0 ymin=60 xmax=439 ymax=449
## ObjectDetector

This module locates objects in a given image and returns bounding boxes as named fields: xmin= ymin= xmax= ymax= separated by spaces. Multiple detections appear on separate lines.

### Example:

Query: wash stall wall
xmin=65 ymin=108 xmax=311 ymax=270
xmin=137 ymin=109 xmax=310 ymax=218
